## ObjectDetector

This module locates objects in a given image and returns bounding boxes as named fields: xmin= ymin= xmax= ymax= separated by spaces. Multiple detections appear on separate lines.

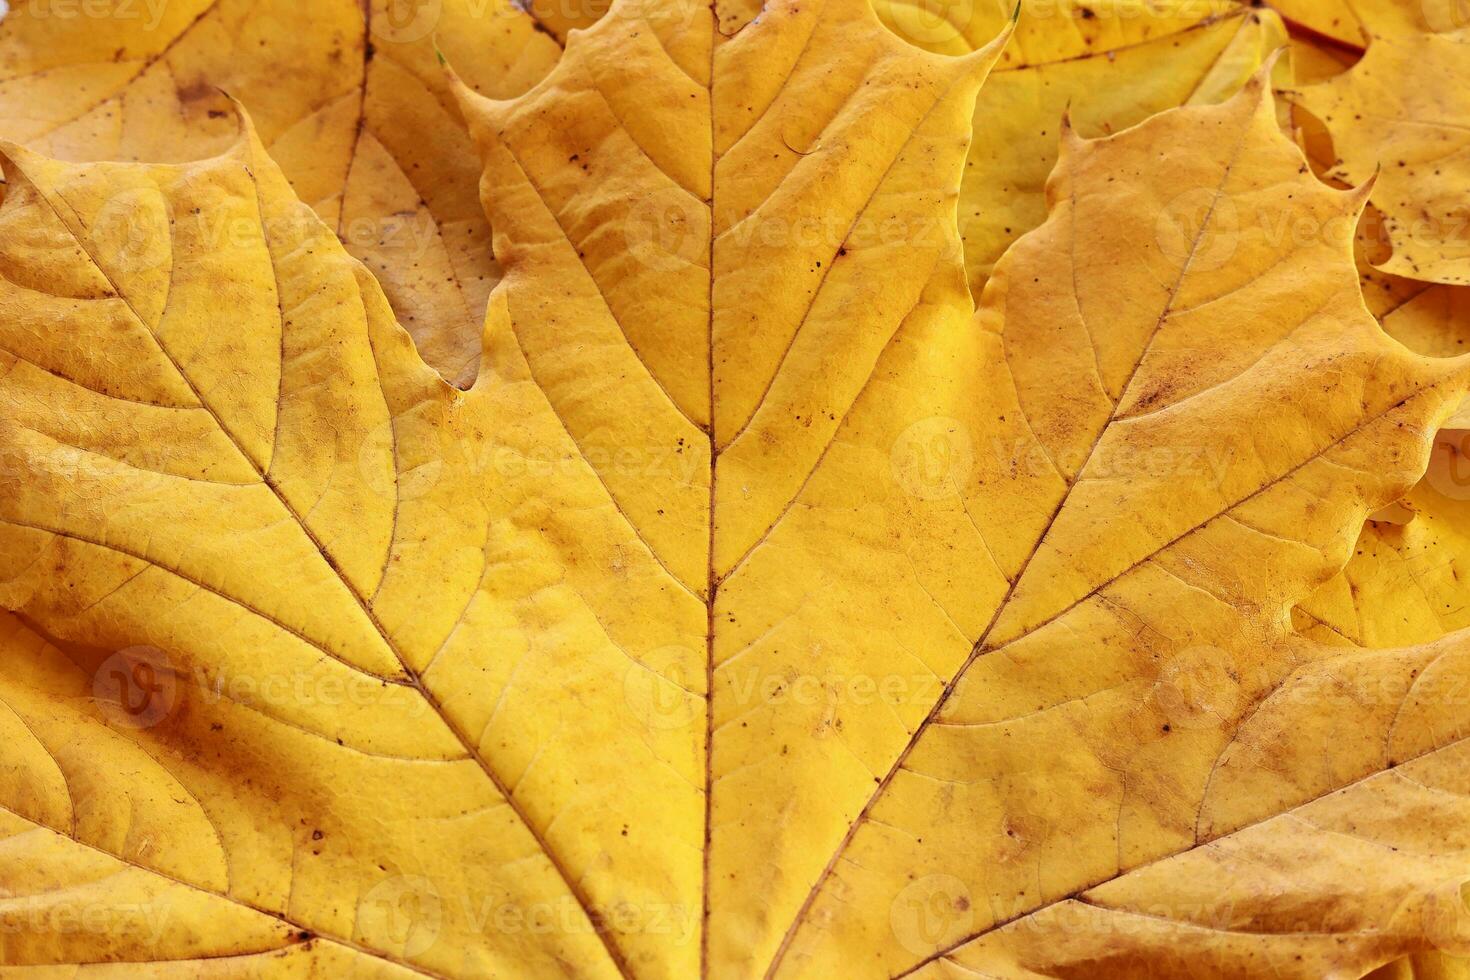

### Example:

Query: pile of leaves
xmin=0 ymin=0 xmax=1468 ymax=977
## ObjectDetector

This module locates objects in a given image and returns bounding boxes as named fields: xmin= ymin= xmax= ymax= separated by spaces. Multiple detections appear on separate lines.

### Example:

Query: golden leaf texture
xmin=1 ymin=0 xmax=1470 ymax=977
xmin=0 ymin=0 xmax=582 ymax=387
xmin=1286 ymin=0 xmax=1470 ymax=285
xmin=1270 ymin=0 xmax=1366 ymax=47
xmin=874 ymin=0 xmax=1288 ymax=295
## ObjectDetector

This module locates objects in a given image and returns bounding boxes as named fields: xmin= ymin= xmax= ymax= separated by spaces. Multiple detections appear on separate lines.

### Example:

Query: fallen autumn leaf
xmin=0 ymin=0 xmax=1469 ymax=978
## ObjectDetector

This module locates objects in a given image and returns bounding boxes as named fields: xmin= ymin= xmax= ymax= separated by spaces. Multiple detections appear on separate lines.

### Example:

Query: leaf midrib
xmin=701 ymin=6 xmax=721 ymax=977
xmin=764 ymin=86 xmax=1261 ymax=976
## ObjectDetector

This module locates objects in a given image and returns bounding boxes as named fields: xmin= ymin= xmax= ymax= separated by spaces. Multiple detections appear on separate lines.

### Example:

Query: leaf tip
xmin=434 ymin=42 xmax=473 ymax=105
xmin=1356 ymin=166 xmax=1381 ymax=200
xmin=1254 ymin=46 xmax=1289 ymax=91
xmin=207 ymin=88 xmax=258 ymax=152
xmin=0 ymin=138 xmax=22 ymax=183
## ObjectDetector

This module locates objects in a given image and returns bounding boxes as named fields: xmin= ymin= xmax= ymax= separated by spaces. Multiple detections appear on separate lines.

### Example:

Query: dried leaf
xmin=918 ymin=740 xmax=1470 ymax=978
xmin=877 ymin=0 xmax=1286 ymax=295
xmin=1287 ymin=21 xmax=1361 ymax=84
xmin=1286 ymin=4 xmax=1470 ymax=285
xmin=1 ymin=0 xmax=1469 ymax=977
xmin=753 ymin=65 xmax=1470 ymax=980
xmin=0 ymin=0 xmax=576 ymax=386
xmin=1292 ymin=294 xmax=1470 ymax=652
xmin=1269 ymin=0 xmax=1365 ymax=47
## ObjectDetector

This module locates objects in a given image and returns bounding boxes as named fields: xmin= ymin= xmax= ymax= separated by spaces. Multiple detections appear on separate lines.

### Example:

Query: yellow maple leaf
xmin=0 ymin=0 xmax=580 ymax=387
xmin=1269 ymin=0 xmax=1365 ymax=47
xmin=872 ymin=0 xmax=1286 ymax=296
xmin=1297 ymin=205 xmax=1470 ymax=658
xmin=1 ymin=0 xmax=1469 ymax=977
xmin=1286 ymin=21 xmax=1360 ymax=85
xmin=1286 ymin=0 xmax=1470 ymax=285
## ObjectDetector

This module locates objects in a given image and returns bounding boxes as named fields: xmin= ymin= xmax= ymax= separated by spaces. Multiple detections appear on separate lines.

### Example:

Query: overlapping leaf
xmin=871 ymin=0 xmax=1286 ymax=294
xmin=0 ymin=0 xmax=579 ymax=385
xmin=1286 ymin=0 xmax=1470 ymax=285
xmin=1270 ymin=0 xmax=1365 ymax=46
xmin=759 ymin=68 xmax=1470 ymax=979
